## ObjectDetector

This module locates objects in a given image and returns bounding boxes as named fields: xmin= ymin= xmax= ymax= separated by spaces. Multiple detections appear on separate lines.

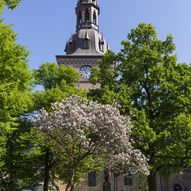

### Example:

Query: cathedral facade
xmin=55 ymin=1 xmax=191 ymax=191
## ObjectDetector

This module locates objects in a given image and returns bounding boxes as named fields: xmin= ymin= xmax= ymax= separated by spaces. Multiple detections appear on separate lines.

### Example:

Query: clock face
xmin=80 ymin=65 xmax=92 ymax=79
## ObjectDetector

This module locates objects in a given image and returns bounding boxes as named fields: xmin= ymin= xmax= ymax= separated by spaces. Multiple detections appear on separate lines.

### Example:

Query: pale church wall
xmin=113 ymin=174 xmax=138 ymax=191
xmin=167 ymin=171 xmax=191 ymax=191
xmin=73 ymin=173 xmax=138 ymax=191
xmin=74 ymin=172 xmax=105 ymax=191
xmin=156 ymin=171 xmax=191 ymax=191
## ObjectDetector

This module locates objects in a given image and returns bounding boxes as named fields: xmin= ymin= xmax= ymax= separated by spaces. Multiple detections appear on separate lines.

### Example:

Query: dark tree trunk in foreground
xmin=43 ymin=170 xmax=49 ymax=191
xmin=65 ymin=172 xmax=76 ymax=191
xmin=6 ymin=136 xmax=17 ymax=191
xmin=7 ymin=180 xmax=16 ymax=191
xmin=148 ymin=171 xmax=157 ymax=191
xmin=43 ymin=151 xmax=51 ymax=191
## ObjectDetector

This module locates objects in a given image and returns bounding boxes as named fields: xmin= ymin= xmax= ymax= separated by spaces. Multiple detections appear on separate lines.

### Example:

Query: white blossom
xmin=37 ymin=96 xmax=149 ymax=175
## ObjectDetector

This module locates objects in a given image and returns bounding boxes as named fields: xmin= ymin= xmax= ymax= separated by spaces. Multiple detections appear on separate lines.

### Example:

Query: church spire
xmin=76 ymin=0 xmax=100 ymax=32
xmin=56 ymin=0 xmax=110 ymax=89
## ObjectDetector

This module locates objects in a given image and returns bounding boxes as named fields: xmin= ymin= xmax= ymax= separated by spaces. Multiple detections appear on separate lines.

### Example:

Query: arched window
xmin=88 ymin=172 xmax=96 ymax=186
xmin=174 ymin=184 xmax=182 ymax=191
xmin=124 ymin=175 xmax=133 ymax=186
xmin=99 ymin=37 xmax=104 ymax=52
xmin=93 ymin=11 xmax=97 ymax=24
xmin=79 ymin=11 xmax=82 ymax=23
xmin=84 ymin=31 xmax=90 ymax=49
xmin=69 ymin=38 xmax=75 ymax=51
xmin=85 ymin=9 xmax=90 ymax=22
xmin=84 ymin=39 xmax=90 ymax=49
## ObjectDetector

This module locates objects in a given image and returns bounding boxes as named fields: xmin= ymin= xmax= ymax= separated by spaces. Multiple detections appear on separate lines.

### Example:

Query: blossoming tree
xmin=37 ymin=96 xmax=149 ymax=191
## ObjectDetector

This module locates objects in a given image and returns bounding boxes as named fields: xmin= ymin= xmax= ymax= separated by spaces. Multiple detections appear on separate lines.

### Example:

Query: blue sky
xmin=2 ymin=0 xmax=191 ymax=69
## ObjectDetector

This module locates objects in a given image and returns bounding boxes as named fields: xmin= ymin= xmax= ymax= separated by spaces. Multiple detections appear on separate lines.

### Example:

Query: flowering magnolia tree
xmin=37 ymin=96 xmax=149 ymax=191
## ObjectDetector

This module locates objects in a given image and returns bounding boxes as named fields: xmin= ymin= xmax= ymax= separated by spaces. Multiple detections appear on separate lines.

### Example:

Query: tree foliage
xmin=33 ymin=62 xmax=87 ymax=111
xmin=0 ymin=17 xmax=33 ymax=190
xmin=90 ymin=23 xmax=191 ymax=191
xmin=34 ymin=63 xmax=79 ymax=90
xmin=0 ymin=0 xmax=23 ymax=11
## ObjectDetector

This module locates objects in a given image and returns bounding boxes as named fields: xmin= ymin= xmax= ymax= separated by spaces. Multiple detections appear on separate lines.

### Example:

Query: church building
xmin=55 ymin=1 xmax=191 ymax=191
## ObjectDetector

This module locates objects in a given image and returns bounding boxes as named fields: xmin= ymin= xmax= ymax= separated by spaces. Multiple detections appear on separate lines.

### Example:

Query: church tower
xmin=56 ymin=0 xmax=110 ymax=88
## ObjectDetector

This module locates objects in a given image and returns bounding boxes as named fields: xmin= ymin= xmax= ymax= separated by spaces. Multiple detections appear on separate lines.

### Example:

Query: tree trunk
xmin=43 ymin=151 xmax=50 ymax=191
xmin=65 ymin=174 xmax=75 ymax=191
xmin=65 ymin=181 xmax=75 ymax=191
xmin=65 ymin=183 xmax=71 ymax=191
xmin=7 ymin=180 xmax=16 ymax=191
xmin=147 ymin=171 xmax=157 ymax=191
xmin=69 ymin=184 xmax=75 ymax=191
xmin=43 ymin=168 xmax=49 ymax=191
xmin=6 ymin=136 xmax=16 ymax=191
xmin=54 ymin=184 xmax=60 ymax=191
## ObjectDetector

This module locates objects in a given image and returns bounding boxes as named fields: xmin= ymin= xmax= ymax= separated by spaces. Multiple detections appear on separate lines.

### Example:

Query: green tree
xmin=90 ymin=23 xmax=191 ymax=191
xmin=0 ymin=18 xmax=33 ymax=190
xmin=0 ymin=2 xmax=35 ymax=190
xmin=0 ymin=119 xmax=45 ymax=190
xmin=34 ymin=62 xmax=79 ymax=90
xmin=33 ymin=62 xmax=86 ymax=110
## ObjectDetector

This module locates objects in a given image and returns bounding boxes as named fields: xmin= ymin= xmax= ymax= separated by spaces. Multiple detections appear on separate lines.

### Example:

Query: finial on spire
xmin=78 ymin=0 xmax=98 ymax=5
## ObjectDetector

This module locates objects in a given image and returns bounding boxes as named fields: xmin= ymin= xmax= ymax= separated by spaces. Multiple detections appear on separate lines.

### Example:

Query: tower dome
xmin=65 ymin=29 xmax=109 ymax=55
xmin=65 ymin=0 xmax=110 ymax=56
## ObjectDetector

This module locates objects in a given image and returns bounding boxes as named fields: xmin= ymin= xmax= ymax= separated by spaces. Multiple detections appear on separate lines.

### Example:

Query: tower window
xmin=99 ymin=43 xmax=103 ymax=52
xmin=88 ymin=172 xmax=96 ymax=187
xmin=92 ymin=0 xmax=97 ymax=5
xmin=124 ymin=175 xmax=133 ymax=186
xmin=99 ymin=40 xmax=104 ymax=52
xmin=93 ymin=11 xmax=97 ymax=24
xmin=79 ymin=11 xmax=82 ymax=23
xmin=69 ymin=38 xmax=75 ymax=51
xmin=85 ymin=9 xmax=90 ymax=22
xmin=84 ymin=39 xmax=90 ymax=49
xmin=84 ymin=31 xmax=90 ymax=49
xmin=99 ymin=35 xmax=104 ymax=52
